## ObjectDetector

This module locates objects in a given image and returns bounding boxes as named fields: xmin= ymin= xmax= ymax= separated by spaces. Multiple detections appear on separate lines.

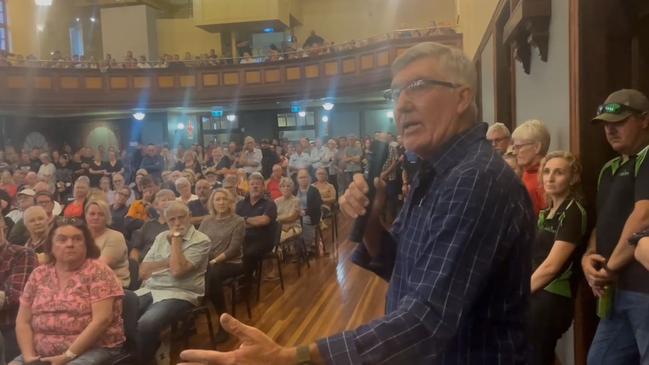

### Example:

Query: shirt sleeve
xmin=555 ymin=201 xmax=586 ymax=244
xmin=182 ymin=239 xmax=211 ymax=269
xmin=5 ymin=248 xmax=37 ymax=308
xmin=318 ymin=169 xmax=529 ymax=364
xmin=142 ymin=233 xmax=163 ymax=263
xmin=350 ymin=231 xmax=398 ymax=282
xmin=635 ymin=152 xmax=649 ymax=201
xmin=264 ymin=200 xmax=278 ymax=221
xmin=100 ymin=231 xmax=128 ymax=267
xmin=88 ymin=261 xmax=124 ymax=303
xmin=19 ymin=265 xmax=42 ymax=308
xmin=223 ymin=219 xmax=245 ymax=261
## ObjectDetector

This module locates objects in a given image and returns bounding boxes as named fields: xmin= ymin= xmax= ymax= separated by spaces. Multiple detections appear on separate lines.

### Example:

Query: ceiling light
xmin=37 ymin=24 xmax=45 ymax=32
xmin=263 ymin=27 xmax=274 ymax=33
xmin=177 ymin=122 xmax=185 ymax=130
xmin=386 ymin=111 xmax=394 ymax=118
xmin=321 ymin=116 xmax=329 ymax=123
xmin=132 ymin=112 xmax=145 ymax=121
xmin=35 ymin=0 xmax=53 ymax=6
xmin=90 ymin=17 xmax=96 ymax=23
xmin=226 ymin=114 xmax=237 ymax=122
xmin=298 ymin=111 xmax=306 ymax=117
xmin=75 ymin=17 xmax=80 ymax=22
xmin=322 ymin=102 xmax=334 ymax=111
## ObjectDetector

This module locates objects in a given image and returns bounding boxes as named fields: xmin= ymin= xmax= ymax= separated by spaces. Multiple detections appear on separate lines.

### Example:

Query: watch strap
xmin=296 ymin=345 xmax=312 ymax=365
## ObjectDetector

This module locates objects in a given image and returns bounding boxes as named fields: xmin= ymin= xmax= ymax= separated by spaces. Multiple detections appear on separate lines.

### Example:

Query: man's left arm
xmin=4 ymin=248 xmax=37 ymax=309
xmin=316 ymin=171 xmax=525 ymax=363
xmin=606 ymin=156 xmax=649 ymax=272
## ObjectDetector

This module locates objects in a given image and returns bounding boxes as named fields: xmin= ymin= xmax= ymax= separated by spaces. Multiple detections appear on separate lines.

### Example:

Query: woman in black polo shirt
xmin=529 ymin=151 xmax=587 ymax=365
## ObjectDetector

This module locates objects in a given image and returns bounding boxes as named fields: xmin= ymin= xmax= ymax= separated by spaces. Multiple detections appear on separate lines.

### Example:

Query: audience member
xmin=296 ymin=169 xmax=322 ymax=254
xmin=21 ymin=206 xmax=50 ymax=263
xmin=344 ymin=135 xmax=363 ymax=186
xmin=529 ymin=151 xmax=586 ymax=365
xmin=88 ymin=152 xmax=108 ymax=187
xmin=275 ymin=177 xmax=301 ymax=242
xmin=62 ymin=179 xmax=89 ymax=218
xmin=188 ymin=179 xmax=211 ymax=226
xmin=235 ymin=172 xmax=277 ymax=269
xmin=108 ymin=173 xmax=134 ymax=206
xmin=85 ymin=199 xmax=130 ymax=288
xmin=199 ymin=189 xmax=245 ymax=343
xmin=222 ymin=175 xmax=242 ymax=203
xmin=9 ymin=190 xmax=52 ymax=246
xmin=33 ymin=182 xmax=62 ymax=216
xmin=205 ymin=146 xmax=232 ymax=179
xmin=486 ymin=122 xmax=512 ymax=155
xmin=140 ymin=144 xmax=163 ymax=181
xmin=12 ymin=220 xmax=124 ymax=364
xmin=129 ymin=189 xmax=176 ymax=263
xmin=136 ymin=201 xmax=210 ymax=363
xmin=266 ymin=164 xmax=283 ymax=200
xmin=512 ymin=119 xmax=550 ymax=215
xmin=175 ymin=177 xmax=198 ymax=204
xmin=313 ymin=167 xmax=336 ymax=208
xmin=0 ymin=217 xmax=37 ymax=361
xmin=583 ymin=89 xmax=649 ymax=364
xmin=6 ymin=189 xmax=35 ymax=223
xmin=125 ymin=175 xmax=158 ymax=228
xmin=110 ymin=186 xmax=131 ymax=234
xmin=238 ymin=136 xmax=262 ymax=174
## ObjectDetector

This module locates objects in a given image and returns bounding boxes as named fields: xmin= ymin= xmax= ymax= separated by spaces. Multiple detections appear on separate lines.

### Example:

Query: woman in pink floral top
xmin=10 ymin=220 xmax=125 ymax=365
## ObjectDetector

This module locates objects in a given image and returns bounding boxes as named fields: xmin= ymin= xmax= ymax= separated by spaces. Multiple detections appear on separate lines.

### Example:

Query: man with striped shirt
xmin=178 ymin=42 xmax=535 ymax=365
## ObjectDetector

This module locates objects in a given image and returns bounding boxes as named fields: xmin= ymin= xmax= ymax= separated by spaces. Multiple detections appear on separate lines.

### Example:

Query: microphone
xmin=348 ymin=139 xmax=389 ymax=243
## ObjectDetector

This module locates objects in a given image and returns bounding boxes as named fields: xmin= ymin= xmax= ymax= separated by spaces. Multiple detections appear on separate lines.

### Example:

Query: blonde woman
xmin=198 ymin=188 xmax=245 ymax=343
xmin=175 ymin=177 xmax=198 ymax=204
xmin=85 ymin=199 xmax=130 ymax=288
xmin=528 ymin=151 xmax=586 ymax=365
xmin=274 ymin=177 xmax=301 ymax=242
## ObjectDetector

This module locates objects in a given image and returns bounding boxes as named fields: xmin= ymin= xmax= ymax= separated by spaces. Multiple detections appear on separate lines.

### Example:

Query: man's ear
xmin=456 ymin=87 xmax=475 ymax=116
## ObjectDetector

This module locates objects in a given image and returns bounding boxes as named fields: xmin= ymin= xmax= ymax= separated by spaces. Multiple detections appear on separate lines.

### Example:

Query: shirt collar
xmin=425 ymin=122 xmax=488 ymax=175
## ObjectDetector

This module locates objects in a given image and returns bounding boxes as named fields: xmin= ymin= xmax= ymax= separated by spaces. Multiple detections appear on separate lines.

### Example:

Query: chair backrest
xmin=121 ymin=290 xmax=139 ymax=351
xmin=272 ymin=220 xmax=282 ymax=248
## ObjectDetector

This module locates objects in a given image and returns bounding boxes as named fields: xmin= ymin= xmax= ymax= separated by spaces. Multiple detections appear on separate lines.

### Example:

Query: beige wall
xmin=6 ymin=0 xmax=39 ymax=56
xmin=458 ymin=0 xmax=499 ymax=59
xmin=157 ymin=18 xmax=222 ymax=57
xmin=294 ymin=0 xmax=456 ymax=45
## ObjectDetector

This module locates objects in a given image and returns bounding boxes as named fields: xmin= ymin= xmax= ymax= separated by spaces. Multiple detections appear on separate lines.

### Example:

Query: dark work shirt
xmin=596 ymin=145 xmax=649 ymax=293
xmin=110 ymin=204 xmax=130 ymax=234
xmin=105 ymin=160 xmax=123 ymax=174
xmin=188 ymin=200 xmax=209 ymax=220
xmin=130 ymin=219 xmax=167 ymax=259
xmin=205 ymin=156 xmax=233 ymax=171
xmin=89 ymin=160 xmax=107 ymax=187
xmin=235 ymin=196 xmax=277 ymax=246
xmin=29 ymin=158 xmax=41 ymax=172
xmin=318 ymin=123 xmax=535 ymax=364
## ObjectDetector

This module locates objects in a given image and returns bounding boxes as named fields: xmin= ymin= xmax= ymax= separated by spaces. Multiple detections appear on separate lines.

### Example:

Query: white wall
xmin=514 ymin=0 xmax=570 ymax=152
xmin=101 ymin=5 xmax=159 ymax=59
xmin=480 ymin=35 xmax=495 ymax=123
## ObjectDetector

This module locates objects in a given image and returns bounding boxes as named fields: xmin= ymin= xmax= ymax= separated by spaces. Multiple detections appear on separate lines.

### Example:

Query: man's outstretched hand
xmin=178 ymin=313 xmax=296 ymax=365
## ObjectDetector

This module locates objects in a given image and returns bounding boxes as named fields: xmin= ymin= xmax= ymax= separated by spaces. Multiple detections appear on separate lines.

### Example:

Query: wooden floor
xmin=181 ymin=218 xmax=389 ymax=360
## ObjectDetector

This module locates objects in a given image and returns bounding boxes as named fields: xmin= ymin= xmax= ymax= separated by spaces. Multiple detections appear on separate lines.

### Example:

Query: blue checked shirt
xmin=317 ymin=123 xmax=535 ymax=364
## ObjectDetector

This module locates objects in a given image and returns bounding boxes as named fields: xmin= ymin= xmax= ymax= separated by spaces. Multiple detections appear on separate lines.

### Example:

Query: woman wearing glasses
xmin=11 ymin=220 xmax=124 ymax=365
xmin=528 ymin=151 xmax=587 ymax=365
xmin=511 ymin=120 xmax=551 ymax=216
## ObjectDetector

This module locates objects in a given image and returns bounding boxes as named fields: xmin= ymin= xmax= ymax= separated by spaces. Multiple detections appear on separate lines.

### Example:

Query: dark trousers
xmin=207 ymin=262 xmax=245 ymax=313
xmin=528 ymin=290 xmax=574 ymax=365
xmin=1 ymin=324 xmax=19 ymax=362
xmin=136 ymin=292 xmax=194 ymax=363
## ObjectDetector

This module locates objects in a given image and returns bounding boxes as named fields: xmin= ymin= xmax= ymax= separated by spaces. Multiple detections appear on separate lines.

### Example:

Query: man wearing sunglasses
xmin=177 ymin=42 xmax=535 ymax=364
xmin=583 ymin=89 xmax=649 ymax=364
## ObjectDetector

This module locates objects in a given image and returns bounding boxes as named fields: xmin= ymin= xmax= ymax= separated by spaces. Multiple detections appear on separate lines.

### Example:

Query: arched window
xmin=0 ymin=0 xmax=7 ymax=51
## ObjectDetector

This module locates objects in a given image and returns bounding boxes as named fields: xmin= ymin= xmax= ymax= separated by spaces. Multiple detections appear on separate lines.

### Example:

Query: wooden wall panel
xmin=324 ymin=62 xmax=339 ymax=76
xmin=84 ymin=77 xmax=103 ymax=89
xmin=342 ymin=58 xmax=356 ymax=74
xmin=286 ymin=66 xmax=301 ymax=81
xmin=110 ymin=77 xmax=128 ymax=89
xmin=360 ymin=54 xmax=375 ymax=70
xmin=376 ymin=50 xmax=390 ymax=67
xmin=305 ymin=64 xmax=320 ymax=79
xmin=60 ymin=76 xmax=80 ymax=89
xmin=264 ymin=69 xmax=280 ymax=83
xmin=35 ymin=77 xmax=52 ymax=89
xmin=396 ymin=47 xmax=409 ymax=57
xmin=7 ymin=76 xmax=26 ymax=89
xmin=245 ymin=70 xmax=262 ymax=84
xmin=202 ymin=73 xmax=219 ymax=87
xmin=158 ymin=76 xmax=175 ymax=88
xmin=179 ymin=75 xmax=196 ymax=87
xmin=133 ymin=77 xmax=152 ymax=89
xmin=223 ymin=72 xmax=240 ymax=85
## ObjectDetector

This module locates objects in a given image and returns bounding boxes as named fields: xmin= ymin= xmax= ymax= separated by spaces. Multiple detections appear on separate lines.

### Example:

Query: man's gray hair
xmin=391 ymin=42 xmax=477 ymax=95
xmin=487 ymin=122 xmax=511 ymax=137
xmin=249 ymin=172 xmax=264 ymax=183
xmin=164 ymin=200 xmax=190 ymax=219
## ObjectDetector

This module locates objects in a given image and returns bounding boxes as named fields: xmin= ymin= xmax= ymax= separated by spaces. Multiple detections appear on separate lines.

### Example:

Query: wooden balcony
xmin=0 ymin=34 xmax=462 ymax=115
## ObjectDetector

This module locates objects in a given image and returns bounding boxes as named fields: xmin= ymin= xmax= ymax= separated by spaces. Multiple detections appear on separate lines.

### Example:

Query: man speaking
xmin=179 ymin=42 xmax=535 ymax=364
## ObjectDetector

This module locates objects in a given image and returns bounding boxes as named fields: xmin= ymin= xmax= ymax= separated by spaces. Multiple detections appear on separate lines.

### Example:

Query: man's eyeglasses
xmin=597 ymin=103 xmax=644 ymax=116
xmin=384 ymin=79 xmax=460 ymax=101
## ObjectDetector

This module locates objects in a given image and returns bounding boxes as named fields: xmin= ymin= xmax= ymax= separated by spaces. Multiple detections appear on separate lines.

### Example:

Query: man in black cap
xmin=582 ymin=89 xmax=649 ymax=364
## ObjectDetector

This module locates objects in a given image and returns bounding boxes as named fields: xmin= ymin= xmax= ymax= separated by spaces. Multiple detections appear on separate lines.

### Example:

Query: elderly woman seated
xmin=10 ymin=220 xmax=125 ymax=365
xmin=274 ymin=177 xmax=301 ymax=242
xmin=198 ymin=188 xmax=245 ymax=343
xmin=313 ymin=167 xmax=337 ymax=211
xmin=175 ymin=177 xmax=197 ymax=204
xmin=85 ymin=199 xmax=130 ymax=288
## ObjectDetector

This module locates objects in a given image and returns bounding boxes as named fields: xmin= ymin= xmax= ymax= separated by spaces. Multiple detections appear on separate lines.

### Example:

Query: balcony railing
xmin=0 ymin=29 xmax=462 ymax=115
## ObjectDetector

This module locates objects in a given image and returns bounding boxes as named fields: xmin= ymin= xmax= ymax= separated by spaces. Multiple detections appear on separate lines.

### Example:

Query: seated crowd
xmin=0 ymin=26 xmax=454 ymax=70
xmin=2 ymin=86 xmax=649 ymax=364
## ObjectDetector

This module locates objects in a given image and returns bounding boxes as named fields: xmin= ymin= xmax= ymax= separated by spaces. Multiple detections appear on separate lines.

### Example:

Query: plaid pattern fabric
xmin=318 ymin=123 xmax=535 ymax=364
xmin=0 ymin=243 xmax=37 ymax=326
